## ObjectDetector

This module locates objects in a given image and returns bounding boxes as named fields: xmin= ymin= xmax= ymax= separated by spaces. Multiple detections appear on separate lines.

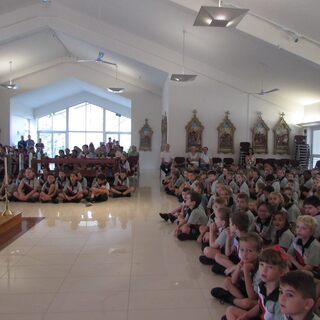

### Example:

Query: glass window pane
xmin=313 ymin=130 xmax=320 ymax=154
xmin=52 ymin=110 xmax=66 ymax=131
xmin=313 ymin=157 xmax=320 ymax=168
xmin=39 ymin=133 xmax=52 ymax=157
xmin=38 ymin=115 xmax=52 ymax=131
xmin=105 ymin=133 xmax=119 ymax=143
xmin=86 ymin=104 xmax=103 ymax=131
xmin=119 ymin=116 xmax=131 ymax=132
xmin=53 ymin=133 xmax=66 ymax=158
xmin=119 ymin=134 xmax=131 ymax=151
xmin=86 ymin=133 xmax=103 ymax=147
xmin=69 ymin=103 xmax=86 ymax=131
xmin=69 ymin=132 xmax=85 ymax=150
xmin=105 ymin=110 xmax=119 ymax=132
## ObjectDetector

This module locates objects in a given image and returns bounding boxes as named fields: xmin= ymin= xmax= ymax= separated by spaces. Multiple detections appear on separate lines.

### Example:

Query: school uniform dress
xmin=91 ymin=181 xmax=110 ymax=202
xmin=313 ymin=213 xmax=320 ymax=239
xmin=285 ymin=202 xmax=301 ymax=224
xmin=55 ymin=177 xmax=69 ymax=191
xmin=41 ymin=182 xmax=56 ymax=195
xmin=20 ymin=177 xmax=39 ymax=194
xmin=288 ymin=236 xmax=320 ymax=276
xmin=281 ymin=312 xmax=320 ymax=320
xmin=187 ymin=206 xmax=208 ymax=226
xmin=114 ymin=176 xmax=130 ymax=191
xmin=279 ymin=176 xmax=288 ymax=190
xmin=63 ymin=181 xmax=82 ymax=197
xmin=271 ymin=228 xmax=294 ymax=251
xmin=257 ymin=282 xmax=282 ymax=320
xmin=254 ymin=216 xmax=274 ymax=243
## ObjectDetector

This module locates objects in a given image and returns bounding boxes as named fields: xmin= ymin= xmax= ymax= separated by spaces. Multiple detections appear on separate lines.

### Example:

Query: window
xmin=105 ymin=110 xmax=131 ymax=151
xmin=37 ymin=103 xmax=131 ymax=157
xmin=311 ymin=128 xmax=320 ymax=168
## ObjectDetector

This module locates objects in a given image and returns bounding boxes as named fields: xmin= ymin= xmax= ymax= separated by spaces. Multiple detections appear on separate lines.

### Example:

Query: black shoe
xmin=211 ymin=287 xmax=235 ymax=304
xmin=51 ymin=198 xmax=59 ymax=204
xmin=199 ymin=255 xmax=214 ymax=265
xmin=159 ymin=213 xmax=169 ymax=221
xmin=168 ymin=214 xmax=177 ymax=223
xmin=211 ymin=261 xmax=226 ymax=275
xmin=177 ymin=233 xmax=191 ymax=241
xmin=221 ymin=316 xmax=227 ymax=320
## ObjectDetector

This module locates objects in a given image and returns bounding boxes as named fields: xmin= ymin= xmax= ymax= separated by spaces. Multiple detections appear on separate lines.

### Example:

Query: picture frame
xmin=160 ymin=112 xmax=167 ymax=151
xmin=252 ymin=112 xmax=269 ymax=154
xmin=185 ymin=110 xmax=204 ymax=152
xmin=217 ymin=111 xmax=235 ymax=154
xmin=273 ymin=112 xmax=291 ymax=154
xmin=139 ymin=118 xmax=153 ymax=151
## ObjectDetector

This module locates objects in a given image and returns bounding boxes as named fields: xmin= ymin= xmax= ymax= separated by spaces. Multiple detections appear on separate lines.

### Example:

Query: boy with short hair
xmin=279 ymin=270 xmax=320 ymax=320
xmin=176 ymin=191 xmax=208 ymax=241
xmin=212 ymin=211 xmax=250 ymax=275
xmin=211 ymin=232 xmax=262 ymax=310
xmin=13 ymin=168 xmax=40 ymax=202
xmin=89 ymin=173 xmax=110 ymax=203
xmin=40 ymin=173 xmax=58 ymax=203
xmin=59 ymin=172 xmax=83 ymax=202
xmin=303 ymin=196 xmax=320 ymax=239
xmin=236 ymin=193 xmax=255 ymax=231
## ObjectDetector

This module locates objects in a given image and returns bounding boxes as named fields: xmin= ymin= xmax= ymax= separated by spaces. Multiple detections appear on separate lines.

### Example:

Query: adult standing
xmin=26 ymin=135 xmax=35 ymax=150
xmin=18 ymin=135 xmax=27 ymax=149
xmin=160 ymin=144 xmax=173 ymax=176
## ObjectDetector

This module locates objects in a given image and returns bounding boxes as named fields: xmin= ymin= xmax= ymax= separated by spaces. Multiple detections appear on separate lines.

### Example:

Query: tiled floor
xmin=0 ymin=172 xmax=227 ymax=320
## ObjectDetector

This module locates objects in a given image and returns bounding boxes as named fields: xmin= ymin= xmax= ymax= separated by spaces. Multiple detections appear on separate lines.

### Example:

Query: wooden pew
xmin=31 ymin=157 xmax=119 ymax=177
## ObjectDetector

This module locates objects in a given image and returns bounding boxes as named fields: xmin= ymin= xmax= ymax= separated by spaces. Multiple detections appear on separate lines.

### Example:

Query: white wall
xmin=129 ymin=90 xmax=162 ymax=171
xmin=304 ymin=102 xmax=320 ymax=123
xmin=0 ymin=90 xmax=13 ymax=145
xmin=167 ymin=75 xmax=303 ymax=160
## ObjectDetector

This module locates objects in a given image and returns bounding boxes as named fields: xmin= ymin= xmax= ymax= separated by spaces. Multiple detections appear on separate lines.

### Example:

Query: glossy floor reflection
xmin=0 ymin=172 xmax=227 ymax=320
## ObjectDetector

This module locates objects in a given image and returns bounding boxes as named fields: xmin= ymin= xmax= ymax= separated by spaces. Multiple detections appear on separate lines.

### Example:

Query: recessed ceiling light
xmin=194 ymin=5 xmax=249 ymax=28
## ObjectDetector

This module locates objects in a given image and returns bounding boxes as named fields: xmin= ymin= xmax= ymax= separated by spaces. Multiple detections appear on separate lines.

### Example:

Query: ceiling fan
xmin=77 ymin=51 xmax=117 ymax=66
xmin=255 ymin=88 xmax=280 ymax=96
xmin=251 ymin=77 xmax=279 ymax=96
xmin=0 ymin=61 xmax=19 ymax=90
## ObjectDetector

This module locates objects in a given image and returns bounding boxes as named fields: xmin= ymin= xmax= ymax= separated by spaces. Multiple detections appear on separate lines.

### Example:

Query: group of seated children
xmin=159 ymin=165 xmax=320 ymax=320
xmin=0 ymin=167 xmax=135 ymax=205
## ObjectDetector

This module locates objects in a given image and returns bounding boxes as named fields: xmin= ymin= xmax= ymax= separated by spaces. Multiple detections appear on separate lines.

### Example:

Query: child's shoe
xmin=159 ymin=213 xmax=169 ymax=221
xmin=211 ymin=287 xmax=234 ymax=304
xmin=199 ymin=255 xmax=214 ymax=265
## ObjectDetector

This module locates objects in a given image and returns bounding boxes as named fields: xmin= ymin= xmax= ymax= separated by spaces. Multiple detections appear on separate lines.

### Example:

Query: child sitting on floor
xmin=279 ymin=270 xmax=320 ymax=320
xmin=13 ymin=168 xmax=40 ymax=202
xmin=59 ymin=172 xmax=83 ymax=203
xmin=199 ymin=206 xmax=231 ymax=265
xmin=39 ymin=173 xmax=58 ymax=203
xmin=159 ymin=187 xmax=189 ymax=223
xmin=272 ymin=211 xmax=295 ymax=251
xmin=225 ymin=246 xmax=288 ymax=320
xmin=211 ymin=232 xmax=262 ymax=311
xmin=212 ymin=211 xmax=250 ymax=275
xmin=89 ymin=173 xmax=110 ymax=203
xmin=254 ymin=201 xmax=274 ymax=245
xmin=175 ymin=191 xmax=208 ymax=241
xmin=110 ymin=170 xmax=135 ymax=197
xmin=197 ymin=197 xmax=226 ymax=247
xmin=287 ymin=215 xmax=320 ymax=275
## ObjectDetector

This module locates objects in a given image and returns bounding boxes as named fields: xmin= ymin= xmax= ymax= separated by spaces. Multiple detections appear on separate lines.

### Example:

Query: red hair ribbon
xmin=272 ymin=245 xmax=289 ymax=261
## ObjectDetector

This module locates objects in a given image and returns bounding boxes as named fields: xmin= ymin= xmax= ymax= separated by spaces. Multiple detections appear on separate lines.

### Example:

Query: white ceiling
xmin=0 ymin=0 xmax=320 ymax=107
